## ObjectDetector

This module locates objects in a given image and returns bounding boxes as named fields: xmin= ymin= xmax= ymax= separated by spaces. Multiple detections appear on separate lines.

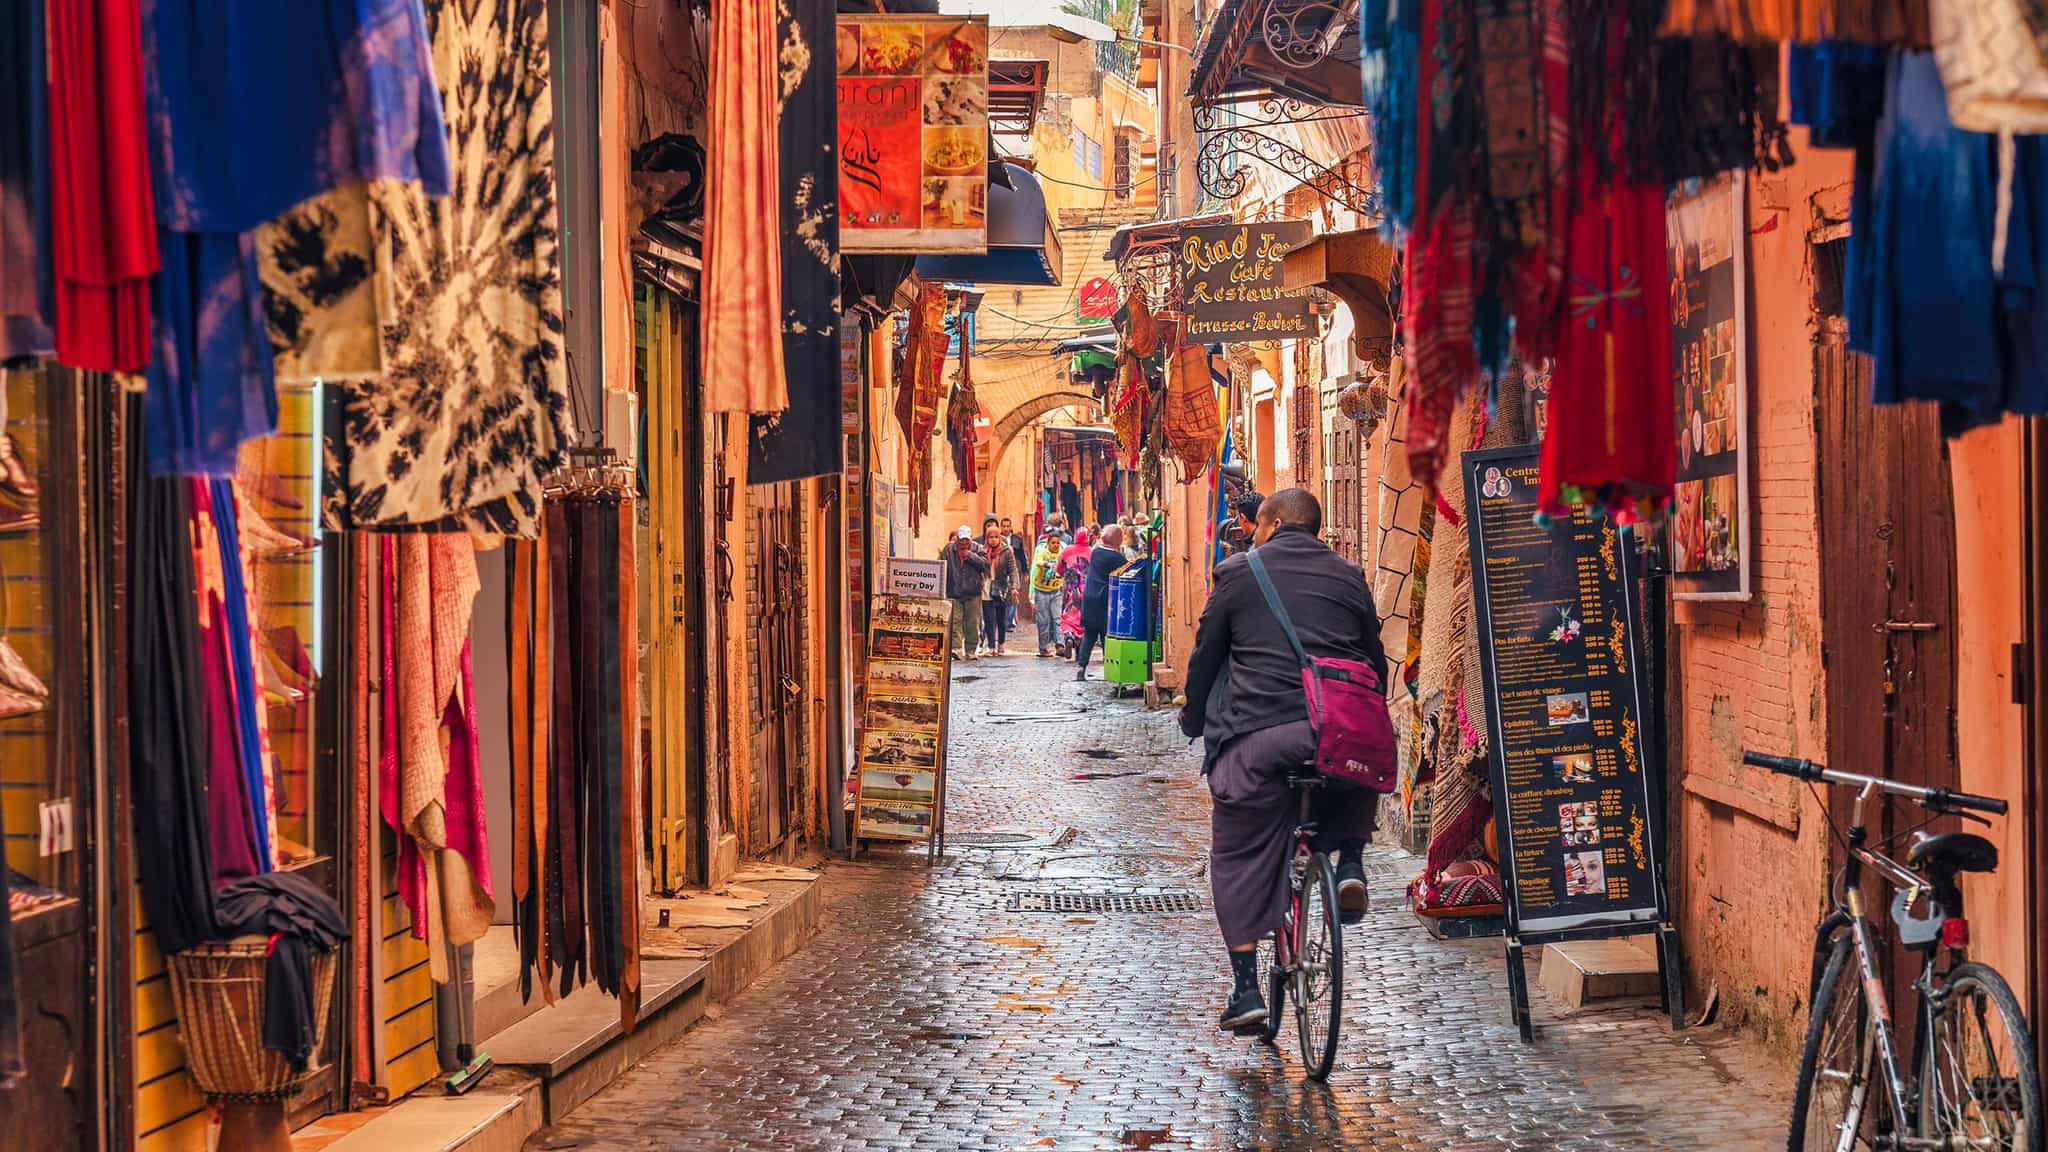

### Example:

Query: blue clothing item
xmin=1360 ymin=0 xmax=1417 ymax=235
xmin=141 ymin=0 xmax=450 ymax=474
xmin=210 ymin=476 xmax=272 ymax=872
xmin=1855 ymin=54 xmax=1999 ymax=415
xmin=1787 ymin=40 xmax=1889 ymax=150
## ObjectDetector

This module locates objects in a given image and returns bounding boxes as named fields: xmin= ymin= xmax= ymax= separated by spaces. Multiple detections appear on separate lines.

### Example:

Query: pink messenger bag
xmin=1244 ymin=548 xmax=1398 ymax=792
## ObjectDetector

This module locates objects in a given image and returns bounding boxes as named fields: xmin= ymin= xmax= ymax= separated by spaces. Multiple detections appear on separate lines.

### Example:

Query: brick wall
xmin=1665 ymin=148 xmax=1849 ymax=1044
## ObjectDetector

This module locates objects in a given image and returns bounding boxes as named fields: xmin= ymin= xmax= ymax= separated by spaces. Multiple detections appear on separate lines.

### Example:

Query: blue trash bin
xmin=1108 ymin=568 xmax=1149 ymax=641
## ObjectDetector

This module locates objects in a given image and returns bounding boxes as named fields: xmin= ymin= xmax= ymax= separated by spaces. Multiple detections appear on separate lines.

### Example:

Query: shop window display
xmin=0 ymin=364 xmax=70 ymax=914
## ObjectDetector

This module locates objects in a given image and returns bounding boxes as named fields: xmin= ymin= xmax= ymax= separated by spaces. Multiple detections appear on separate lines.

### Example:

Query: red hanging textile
xmin=47 ymin=0 xmax=158 ymax=373
xmin=701 ymin=0 xmax=786 ymax=413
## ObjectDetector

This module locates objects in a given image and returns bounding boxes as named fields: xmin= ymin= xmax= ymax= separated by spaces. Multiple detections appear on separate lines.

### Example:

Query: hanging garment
xmin=141 ymin=0 xmax=450 ymax=474
xmin=701 ymin=0 xmax=787 ymax=414
xmin=0 ymin=0 xmax=52 ymax=360
xmin=126 ymin=396 xmax=218 ymax=955
xmin=1931 ymin=0 xmax=2048 ymax=132
xmin=1788 ymin=39 xmax=1892 ymax=148
xmin=328 ymin=0 xmax=570 ymax=535
xmin=213 ymin=870 xmax=348 ymax=1072
xmin=613 ymin=493 xmax=641 ymax=1030
xmin=193 ymin=479 xmax=270 ymax=880
xmin=46 ymin=0 xmax=158 ymax=372
xmin=1658 ymin=0 xmax=1930 ymax=44
xmin=380 ymin=533 xmax=493 ymax=976
xmin=546 ymin=499 xmax=584 ymax=991
xmin=258 ymin=185 xmax=385 ymax=383
xmin=1164 ymin=345 xmax=1223 ymax=477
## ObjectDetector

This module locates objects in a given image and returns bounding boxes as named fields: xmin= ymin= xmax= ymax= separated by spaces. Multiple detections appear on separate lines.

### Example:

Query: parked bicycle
xmin=1252 ymin=770 xmax=1344 ymax=1080
xmin=1744 ymin=751 xmax=2040 ymax=1151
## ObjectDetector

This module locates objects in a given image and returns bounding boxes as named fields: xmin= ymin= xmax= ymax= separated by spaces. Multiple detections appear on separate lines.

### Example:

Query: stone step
xmin=316 ymin=1074 xmax=541 ymax=1152
xmin=1538 ymin=937 xmax=1662 ymax=1008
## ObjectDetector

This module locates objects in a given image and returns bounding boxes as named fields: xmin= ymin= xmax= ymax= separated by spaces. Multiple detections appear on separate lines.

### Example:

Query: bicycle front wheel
xmin=1790 ymin=934 xmax=1875 ymax=1152
xmin=1293 ymin=851 xmax=1342 ymax=1081
xmin=1920 ymin=961 xmax=2041 ymax=1152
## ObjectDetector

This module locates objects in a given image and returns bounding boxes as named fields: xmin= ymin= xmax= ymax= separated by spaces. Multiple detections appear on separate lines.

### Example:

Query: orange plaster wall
xmin=1667 ymin=144 xmax=1847 ymax=1045
xmin=1948 ymin=418 xmax=2028 ymax=1007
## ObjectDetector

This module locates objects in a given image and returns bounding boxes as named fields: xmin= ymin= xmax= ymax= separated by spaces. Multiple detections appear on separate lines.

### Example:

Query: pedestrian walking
xmin=1029 ymin=527 xmax=1065 ymax=657
xmin=1075 ymin=524 xmax=1124 ymax=681
xmin=1057 ymin=528 xmax=1091 ymax=657
xmin=1000 ymin=516 xmax=1029 ymax=632
xmin=981 ymin=521 xmax=1019 ymax=656
xmin=1179 ymin=488 xmax=1385 ymax=1032
xmin=943 ymin=526 xmax=990 ymax=661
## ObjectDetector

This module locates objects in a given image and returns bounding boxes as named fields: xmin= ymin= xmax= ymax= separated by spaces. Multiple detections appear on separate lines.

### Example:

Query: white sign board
xmin=885 ymin=557 xmax=946 ymax=598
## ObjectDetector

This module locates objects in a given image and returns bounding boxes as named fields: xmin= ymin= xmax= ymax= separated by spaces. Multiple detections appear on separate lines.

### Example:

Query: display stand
xmin=1461 ymin=446 xmax=1680 ymax=1042
xmin=851 ymin=593 xmax=952 ymax=861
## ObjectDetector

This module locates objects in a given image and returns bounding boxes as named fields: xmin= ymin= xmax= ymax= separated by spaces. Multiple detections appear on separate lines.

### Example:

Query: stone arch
xmin=978 ymin=389 xmax=1099 ymax=523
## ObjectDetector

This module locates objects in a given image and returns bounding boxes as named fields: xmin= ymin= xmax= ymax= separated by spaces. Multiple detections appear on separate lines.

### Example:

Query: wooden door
xmin=1332 ymin=414 xmax=1362 ymax=564
xmin=749 ymin=482 xmax=804 ymax=855
xmin=1815 ymin=316 xmax=1960 ymax=1016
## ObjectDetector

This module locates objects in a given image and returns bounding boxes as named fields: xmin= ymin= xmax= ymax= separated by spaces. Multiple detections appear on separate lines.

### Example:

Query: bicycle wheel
xmin=1790 ymin=934 xmax=1876 ymax=1152
xmin=1293 ymin=852 xmax=1342 ymax=1081
xmin=1256 ymin=930 xmax=1286 ymax=1045
xmin=1920 ymin=961 xmax=2041 ymax=1152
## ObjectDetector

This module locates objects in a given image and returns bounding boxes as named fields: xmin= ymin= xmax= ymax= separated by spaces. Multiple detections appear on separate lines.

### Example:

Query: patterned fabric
xmin=1932 ymin=0 xmax=2048 ymax=132
xmin=258 ymin=185 xmax=384 ymax=383
xmin=1164 ymin=344 xmax=1222 ymax=477
xmin=326 ymin=0 xmax=572 ymax=535
xmin=701 ymin=0 xmax=786 ymax=414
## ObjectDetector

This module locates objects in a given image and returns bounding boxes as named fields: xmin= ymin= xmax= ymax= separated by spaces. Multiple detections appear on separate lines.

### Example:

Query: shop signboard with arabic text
xmin=1179 ymin=220 xmax=1313 ymax=342
xmin=836 ymin=15 xmax=990 ymax=254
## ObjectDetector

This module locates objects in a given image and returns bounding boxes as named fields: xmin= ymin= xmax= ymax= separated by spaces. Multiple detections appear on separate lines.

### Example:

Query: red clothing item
xmin=47 ymin=0 xmax=158 ymax=372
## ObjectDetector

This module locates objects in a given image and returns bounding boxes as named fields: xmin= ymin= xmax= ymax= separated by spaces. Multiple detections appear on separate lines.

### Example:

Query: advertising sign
xmin=856 ymin=595 xmax=952 ymax=848
xmin=884 ymin=557 xmax=946 ymax=598
xmin=1463 ymin=446 xmax=1666 ymax=941
xmin=1666 ymin=174 xmax=1751 ymax=600
xmin=837 ymin=15 xmax=990 ymax=254
xmin=1179 ymin=220 xmax=1314 ymax=342
xmin=1077 ymin=276 xmax=1118 ymax=323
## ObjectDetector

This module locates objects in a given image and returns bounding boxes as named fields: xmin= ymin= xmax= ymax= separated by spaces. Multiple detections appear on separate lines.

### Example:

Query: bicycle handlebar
xmin=1742 ymin=751 xmax=2008 ymax=816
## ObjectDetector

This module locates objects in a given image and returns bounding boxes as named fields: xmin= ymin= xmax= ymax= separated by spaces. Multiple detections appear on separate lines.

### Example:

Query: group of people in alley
xmin=939 ymin=512 xmax=1139 ymax=680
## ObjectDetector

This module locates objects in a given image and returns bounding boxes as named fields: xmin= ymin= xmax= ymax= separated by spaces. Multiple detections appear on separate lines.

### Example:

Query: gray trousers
xmin=1032 ymin=590 xmax=1062 ymax=648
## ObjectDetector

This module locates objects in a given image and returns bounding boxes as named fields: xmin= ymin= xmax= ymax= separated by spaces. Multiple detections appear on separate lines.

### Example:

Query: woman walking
xmin=981 ymin=521 xmax=1020 ymax=655
xmin=1057 ymin=528 xmax=1091 ymax=658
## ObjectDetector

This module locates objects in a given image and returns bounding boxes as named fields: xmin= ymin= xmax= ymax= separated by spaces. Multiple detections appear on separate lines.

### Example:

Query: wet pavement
xmin=532 ymin=655 xmax=1793 ymax=1150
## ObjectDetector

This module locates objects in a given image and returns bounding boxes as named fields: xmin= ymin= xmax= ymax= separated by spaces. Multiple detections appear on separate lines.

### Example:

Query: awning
xmin=988 ymin=59 xmax=1049 ymax=136
xmin=1105 ymin=213 xmax=1230 ymax=264
xmin=1189 ymin=0 xmax=1362 ymax=108
xmin=1052 ymin=328 xmax=1117 ymax=355
xmin=915 ymin=161 xmax=1064 ymax=287
xmin=1280 ymin=227 xmax=1394 ymax=360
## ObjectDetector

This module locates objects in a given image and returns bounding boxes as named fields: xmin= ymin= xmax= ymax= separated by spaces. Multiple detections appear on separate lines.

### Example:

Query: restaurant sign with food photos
xmin=1665 ymin=173 xmax=1751 ymax=601
xmin=836 ymin=14 xmax=990 ymax=254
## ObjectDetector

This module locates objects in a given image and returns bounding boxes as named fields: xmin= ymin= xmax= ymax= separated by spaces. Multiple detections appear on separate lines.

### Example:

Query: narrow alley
xmin=532 ymin=657 xmax=1790 ymax=1152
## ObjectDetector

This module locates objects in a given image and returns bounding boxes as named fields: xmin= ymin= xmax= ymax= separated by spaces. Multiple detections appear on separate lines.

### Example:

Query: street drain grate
xmin=1007 ymin=891 xmax=1204 ymax=914
xmin=1079 ymin=749 xmax=1123 ymax=760
xmin=951 ymin=832 xmax=1041 ymax=847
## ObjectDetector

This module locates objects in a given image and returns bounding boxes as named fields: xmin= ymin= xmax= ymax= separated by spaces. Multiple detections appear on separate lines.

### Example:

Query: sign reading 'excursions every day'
xmin=836 ymin=15 xmax=990 ymax=254
xmin=1178 ymin=220 xmax=1313 ymax=341
xmin=1463 ymin=446 xmax=1666 ymax=940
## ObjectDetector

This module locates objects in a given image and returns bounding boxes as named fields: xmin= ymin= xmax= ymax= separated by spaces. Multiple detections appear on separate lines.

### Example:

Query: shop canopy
xmin=1280 ymin=227 xmax=1394 ymax=360
xmin=915 ymin=161 xmax=1064 ymax=287
xmin=1188 ymin=0 xmax=1362 ymax=109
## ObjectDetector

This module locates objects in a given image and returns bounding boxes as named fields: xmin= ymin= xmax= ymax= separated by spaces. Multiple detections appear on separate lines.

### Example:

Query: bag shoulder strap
xmin=1245 ymin=548 xmax=1310 ymax=671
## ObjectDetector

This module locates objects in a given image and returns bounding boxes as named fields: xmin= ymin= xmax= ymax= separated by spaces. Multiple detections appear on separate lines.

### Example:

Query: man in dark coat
xmin=1075 ymin=523 xmax=1125 ymax=680
xmin=942 ymin=526 xmax=990 ymax=661
xmin=1180 ymin=488 xmax=1385 ymax=1032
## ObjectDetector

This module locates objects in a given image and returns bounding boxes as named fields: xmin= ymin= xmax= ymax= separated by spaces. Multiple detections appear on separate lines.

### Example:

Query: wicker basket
xmin=165 ymin=937 xmax=337 ymax=1102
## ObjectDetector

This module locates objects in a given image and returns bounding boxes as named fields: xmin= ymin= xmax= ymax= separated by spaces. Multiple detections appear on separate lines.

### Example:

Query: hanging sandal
xmin=0 ymin=637 xmax=47 ymax=700
xmin=0 ymin=493 xmax=38 ymax=535
xmin=234 ymin=493 xmax=315 ymax=556
xmin=0 ymin=434 xmax=37 ymax=503
xmin=0 ymin=682 xmax=41 ymax=722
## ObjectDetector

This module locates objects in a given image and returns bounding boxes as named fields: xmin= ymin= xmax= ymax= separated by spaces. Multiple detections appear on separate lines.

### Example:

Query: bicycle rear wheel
xmin=1920 ymin=961 xmax=2041 ymax=1152
xmin=1293 ymin=852 xmax=1342 ymax=1081
xmin=1790 ymin=934 xmax=1875 ymax=1151
xmin=1256 ymin=931 xmax=1285 ymax=1045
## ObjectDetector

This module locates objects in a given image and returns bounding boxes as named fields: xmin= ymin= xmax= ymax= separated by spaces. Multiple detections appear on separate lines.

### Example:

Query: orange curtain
xmin=701 ymin=0 xmax=787 ymax=413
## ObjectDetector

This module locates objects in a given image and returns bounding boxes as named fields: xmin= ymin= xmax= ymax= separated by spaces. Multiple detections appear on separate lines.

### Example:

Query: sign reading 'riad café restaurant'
xmin=1178 ymin=220 xmax=1313 ymax=341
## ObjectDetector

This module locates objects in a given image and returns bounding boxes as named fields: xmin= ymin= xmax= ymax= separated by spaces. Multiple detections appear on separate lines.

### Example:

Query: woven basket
xmin=166 ymin=937 xmax=337 ymax=1102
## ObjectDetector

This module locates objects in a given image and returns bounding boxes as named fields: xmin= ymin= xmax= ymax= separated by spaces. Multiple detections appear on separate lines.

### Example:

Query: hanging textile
xmin=702 ymin=0 xmax=787 ymax=414
xmin=1658 ymin=0 xmax=1930 ymax=45
xmin=46 ymin=0 xmax=158 ymax=373
xmin=1111 ymin=356 xmax=1146 ymax=469
xmin=1164 ymin=344 xmax=1222 ymax=478
xmin=327 ymin=0 xmax=571 ymax=535
xmin=193 ymin=478 xmax=273 ymax=880
xmin=259 ymin=186 xmax=386 ymax=383
xmin=379 ymin=533 xmax=493 ymax=979
xmin=0 ymin=0 xmax=51 ymax=360
xmin=947 ymin=342 xmax=979 ymax=494
xmin=506 ymin=528 xmax=552 ymax=1004
xmin=141 ymin=0 xmax=450 ymax=475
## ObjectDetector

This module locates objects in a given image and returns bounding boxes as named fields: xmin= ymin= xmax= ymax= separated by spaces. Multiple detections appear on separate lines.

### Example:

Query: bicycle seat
xmin=1908 ymin=831 xmax=1999 ymax=875
xmin=1284 ymin=766 xmax=1324 ymax=788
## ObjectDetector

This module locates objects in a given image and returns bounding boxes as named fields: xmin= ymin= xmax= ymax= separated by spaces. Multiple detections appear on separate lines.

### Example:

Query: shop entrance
xmin=750 ymin=481 xmax=805 ymax=855
xmin=1814 ymin=309 xmax=1961 ymax=1016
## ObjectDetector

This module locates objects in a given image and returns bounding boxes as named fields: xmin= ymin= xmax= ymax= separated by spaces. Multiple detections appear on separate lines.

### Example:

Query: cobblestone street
xmin=533 ymin=656 xmax=1794 ymax=1151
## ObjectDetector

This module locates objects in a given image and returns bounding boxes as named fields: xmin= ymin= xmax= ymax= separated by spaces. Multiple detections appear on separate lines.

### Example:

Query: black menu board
xmin=1464 ymin=446 xmax=1666 ymax=940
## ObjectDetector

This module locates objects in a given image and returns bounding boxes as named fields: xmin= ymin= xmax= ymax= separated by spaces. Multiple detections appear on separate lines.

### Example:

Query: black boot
xmin=1219 ymin=949 xmax=1267 ymax=1033
xmin=1335 ymin=843 xmax=1368 ymax=925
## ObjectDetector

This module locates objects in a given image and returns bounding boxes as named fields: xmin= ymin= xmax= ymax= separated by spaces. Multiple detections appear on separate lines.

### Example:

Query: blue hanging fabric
xmin=141 ymin=0 xmax=450 ymax=475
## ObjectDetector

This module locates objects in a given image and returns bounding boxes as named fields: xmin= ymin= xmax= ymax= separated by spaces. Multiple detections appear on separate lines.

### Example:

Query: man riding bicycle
xmin=1180 ymin=489 xmax=1386 ymax=1032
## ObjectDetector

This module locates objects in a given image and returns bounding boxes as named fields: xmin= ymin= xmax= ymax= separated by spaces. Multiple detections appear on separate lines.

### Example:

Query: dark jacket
xmin=986 ymin=538 xmax=1021 ymax=599
xmin=943 ymin=540 xmax=990 ymax=599
xmin=1079 ymin=544 xmax=1123 ymax=630
xmin=1179 ymin=525 xmax=1385 ymax=764
xmin=1006 ymin=532 xmax=1029 ymax=579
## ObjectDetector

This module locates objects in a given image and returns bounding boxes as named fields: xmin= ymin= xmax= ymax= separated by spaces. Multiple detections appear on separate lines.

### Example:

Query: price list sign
xmin=1463 ymin=447 xmax=1666 ymax=939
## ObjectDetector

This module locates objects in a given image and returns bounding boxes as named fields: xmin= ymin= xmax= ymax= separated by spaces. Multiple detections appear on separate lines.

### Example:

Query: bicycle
xmin=1252 ymin=769 xmax=1343 ymax=1081
xmin=1743 ymin=751 xmax=2041 ymax=1151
